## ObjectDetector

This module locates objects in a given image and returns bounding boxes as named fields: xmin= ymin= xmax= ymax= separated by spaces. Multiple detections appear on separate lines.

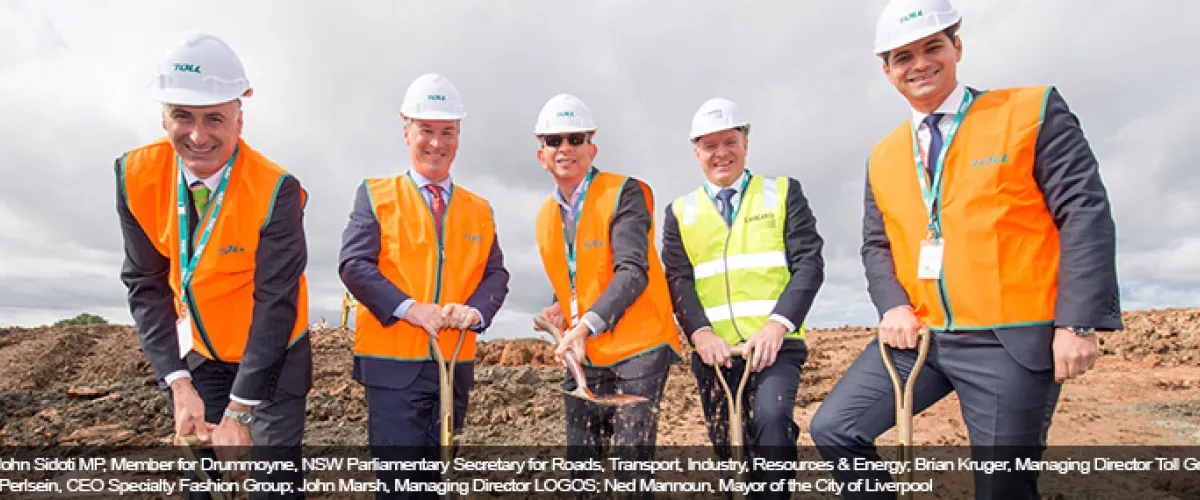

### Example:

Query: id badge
xmin=917 ymin=238 xmax=944 ymax=280
xmin=176 ymin=312 xmax=194 ymax=358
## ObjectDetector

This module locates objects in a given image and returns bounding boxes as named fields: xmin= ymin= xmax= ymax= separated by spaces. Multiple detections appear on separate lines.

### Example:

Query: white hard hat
xmin=534 ymin=94 xmax=597 ymax=135
xmin=874 ymin=0 xmax=962 ymax=54
xmin=400 ymin=73 xmax=466 ymax=120
xmin=689 ymin=98 xmax=749 ymax=142
xmin=148 ymin=32 xmax=251 ymax=106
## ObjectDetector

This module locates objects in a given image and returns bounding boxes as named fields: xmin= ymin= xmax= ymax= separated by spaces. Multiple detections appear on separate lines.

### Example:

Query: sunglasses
xmin=541 ymin=133 xmax=590 ymax=148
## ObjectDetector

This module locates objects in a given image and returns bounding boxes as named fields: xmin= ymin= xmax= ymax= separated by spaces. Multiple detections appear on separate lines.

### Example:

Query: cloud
xmin=1 ymin=0 xmax=1196 ymax=333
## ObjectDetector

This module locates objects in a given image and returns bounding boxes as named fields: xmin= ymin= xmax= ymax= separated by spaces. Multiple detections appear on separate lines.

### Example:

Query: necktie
xmin=190 ymin=181 xmax=211 ymax=216
xmin=427 ymin=184 xmax=446 ymax=237
xmin=922 ymin=113 xmax=944 ymax=181
xmin=716 ymin=188 xmax=736 ymax=226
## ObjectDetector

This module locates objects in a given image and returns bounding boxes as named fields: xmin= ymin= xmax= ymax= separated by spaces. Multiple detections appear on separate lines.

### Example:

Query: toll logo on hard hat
xmin=556 ymin=111 xmax=575 ymax=118
xmin=704 ymin=109 xmax=724 ymax=119
xmin=172 ymin=63 xmax=201 ymax=74
xmin=899 ymin=10 xmax=924 ymax=23
xmin=427 ymin=94 xmax=447 ymax=101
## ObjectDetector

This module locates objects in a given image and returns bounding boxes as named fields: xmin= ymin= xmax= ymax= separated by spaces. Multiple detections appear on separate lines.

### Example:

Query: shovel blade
xmin=559 ymin=388 xmax=648 ymax=406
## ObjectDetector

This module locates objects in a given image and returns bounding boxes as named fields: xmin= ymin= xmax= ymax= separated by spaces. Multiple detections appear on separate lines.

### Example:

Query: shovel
xmin=879 ymin=327 xmax=932 ymax=498
xmin=430 ymin=328 xmax=468 ymax=463
xmin=532 ymin=316 xmax=647 ymax=406
xmin=708 ymin=344 xmax=751 ymax=483
xmin=175 ymin=434 xmax=230 ymax=500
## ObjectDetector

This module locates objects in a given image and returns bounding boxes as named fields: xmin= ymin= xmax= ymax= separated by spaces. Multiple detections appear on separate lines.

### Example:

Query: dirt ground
xmin=1 ymin=307 xmax=1197 ymax=498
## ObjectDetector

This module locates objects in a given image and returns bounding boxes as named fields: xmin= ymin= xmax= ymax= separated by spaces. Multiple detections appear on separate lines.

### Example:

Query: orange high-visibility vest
xmin=868 ymin=86 xmax=1059 ymax=330
xmin=353 ymin=175 xmax=495 ymax=362
xmin=122 ymin=138 xmax=309 ymax=362
xmin=535 ymin=171 xmax=681 ymax=366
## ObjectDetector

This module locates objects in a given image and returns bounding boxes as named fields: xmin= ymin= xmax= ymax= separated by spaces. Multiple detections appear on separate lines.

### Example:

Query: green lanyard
xmin=563 ymin=167 xmax=598 ymax=286
xmin=703 ymin=170 xmax=752 ymax=222
xmin=911 ymin=92 xmax=974 ymax=239
xmin=176 ymin=150 xmax=237 ymax=306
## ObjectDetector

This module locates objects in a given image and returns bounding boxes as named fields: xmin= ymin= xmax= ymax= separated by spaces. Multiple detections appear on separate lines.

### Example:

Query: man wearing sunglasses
xmin=339 ymin=73 xmax=510 ymax=495
xmin=532 ymin=93 xmax=682 ymax=493
xmin=662 ymin=97 xmax=825 ymax=498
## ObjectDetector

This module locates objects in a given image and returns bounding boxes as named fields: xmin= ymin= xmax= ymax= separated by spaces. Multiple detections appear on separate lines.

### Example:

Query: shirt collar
xmin=911 ymin=82 xmax=967 ymax=129
xmin=408 ymin=168 xmax=453 ymax=193
xmin=705 ymin=169 xmax=749 ymax=197
xmin=181 ymin=165 xmax=227 ymax=191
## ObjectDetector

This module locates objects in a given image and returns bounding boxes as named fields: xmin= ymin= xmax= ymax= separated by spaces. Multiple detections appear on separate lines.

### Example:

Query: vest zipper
xmin=937 ymin=276 xmax=954 ymax=330
xmin=722 ymin=222 xmax=747 ymax=342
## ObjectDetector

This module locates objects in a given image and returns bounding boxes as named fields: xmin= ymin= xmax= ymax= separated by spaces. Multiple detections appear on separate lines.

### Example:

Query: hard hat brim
xmin=874 ymin=16 xmax=961 ymax=54
xmin=535 ymin=125 xmax=597 ymax=135
xmin=401 ymin=110 xmax=467 ymax=121
xmin=689 ymin=122 xmax=750 ymax=142
xmin=150 ymin=87 xmax=244 ymax=107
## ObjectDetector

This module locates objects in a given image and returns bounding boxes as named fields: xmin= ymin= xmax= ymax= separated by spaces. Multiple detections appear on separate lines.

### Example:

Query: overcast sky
xmin=1 ymin=0 xmax=1195 ymax=338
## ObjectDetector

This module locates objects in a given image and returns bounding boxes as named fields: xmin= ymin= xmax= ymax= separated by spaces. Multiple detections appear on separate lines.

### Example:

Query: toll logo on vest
xmin=970 ymin=154 xmax=1009 ymax=168
xmin=462 ymin=232 xmax=483 ymax=243
xmin=581 ymin=239 xmax=604 ymax=249
xmin=218 ymin=245 xmax=245 ymax=255
xmin=173 ymin=63 xmax=201 ymax=73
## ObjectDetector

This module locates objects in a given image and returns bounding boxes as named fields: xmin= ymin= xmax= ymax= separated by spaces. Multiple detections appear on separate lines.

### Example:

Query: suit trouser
xmin=166 ymin=337 xmax=311 ymax=500
xmin=809 ymin=330 xmax=1061 ymax=500
xmin=365 ymin=362 xmax=472 ymax=500
xmin=691 ymin=340 xmax=807 ymax=500
xmin=564 ymin=348 xmax=674 ymax=500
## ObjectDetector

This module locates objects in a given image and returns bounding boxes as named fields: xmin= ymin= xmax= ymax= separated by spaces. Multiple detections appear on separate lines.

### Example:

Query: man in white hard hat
xmin=531 ymin=93 xmax=682 ymax=494
xmin=809 ymin=0 xmax=1121 ymax=498
xmin=116 ymin=32 xmax=310 ymax=498
xmin=339 ymin=73 xmax=509 ymax=493
xmin=662 ymin=97 xmax=825 ymax=497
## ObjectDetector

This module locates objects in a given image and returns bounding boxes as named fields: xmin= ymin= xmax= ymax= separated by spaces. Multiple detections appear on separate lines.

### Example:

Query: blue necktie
xmin=923 ymin=113 xmax=944 ymax=181
xmin=716 ymin=188 xmax=736 ymax=226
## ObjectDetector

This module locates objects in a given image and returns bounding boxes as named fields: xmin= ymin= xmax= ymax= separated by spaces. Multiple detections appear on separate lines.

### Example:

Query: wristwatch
xmin=223 ymin=408 xmax=254 ymax=426
xmin=1065 ymin=326 xmax=1096 ymax=337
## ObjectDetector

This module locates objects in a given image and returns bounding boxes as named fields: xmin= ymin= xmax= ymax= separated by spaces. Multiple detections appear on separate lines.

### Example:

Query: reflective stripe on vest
xmin=673 ymin=175 xmax=803 ymax=344
xmin=867 ymin=86 xmax=1059 ymax=330
xmin=122 ymin=138 xmax=310 ymax=362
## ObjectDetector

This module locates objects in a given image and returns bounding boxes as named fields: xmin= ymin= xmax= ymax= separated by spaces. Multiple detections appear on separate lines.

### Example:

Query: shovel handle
xmin=879 ymin=327 xmax=932 ymax=488
xmin=533 ymin=316 xmax=591 ymax=393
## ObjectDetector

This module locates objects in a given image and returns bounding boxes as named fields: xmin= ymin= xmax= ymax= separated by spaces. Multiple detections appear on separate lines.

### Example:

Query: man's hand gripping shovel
xmin=175 ymin=432 xmax=230 ymax=500
xmin=532 ymin=316 xmax=647 ymax=406
xmin=429 ymin=328 xmax=469 ymax=463
xmin=879 ymin=327 xmax=931 ymax=499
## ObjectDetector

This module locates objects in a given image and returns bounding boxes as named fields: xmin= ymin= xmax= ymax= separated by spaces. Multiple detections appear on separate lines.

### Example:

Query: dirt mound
xmin=1 ymin=309 xmax=1198 ymax=449
xmin=1101 ymin=308 xmax=1200 ymax=366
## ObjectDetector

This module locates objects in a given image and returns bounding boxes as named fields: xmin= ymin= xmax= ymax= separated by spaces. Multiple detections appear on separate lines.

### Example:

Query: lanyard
xmin=176 ymin=150 xmax=236 ymax=304
xmin=702 ymin=170 xmax=752 ymax=222
xmin=563 ymin=167 xmax=598 ymax=286
xmin=911 ymin=91 xmax=974 ymax=239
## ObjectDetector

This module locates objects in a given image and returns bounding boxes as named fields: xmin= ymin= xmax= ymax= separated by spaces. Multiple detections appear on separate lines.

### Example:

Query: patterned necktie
xmin=716 ymin=188 xmax=736 ymax=226
xmin=923 ymin=113 xmax=944 ymax=181
xmin=427 ymin=184 xmax=446 ymax=237
xmin=190 ymin=181 xmax=211 ymax=216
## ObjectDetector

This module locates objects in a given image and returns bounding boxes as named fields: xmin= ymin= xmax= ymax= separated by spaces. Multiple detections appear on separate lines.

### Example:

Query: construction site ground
xmin=0 ymin=307 xmax=1197 ymax=498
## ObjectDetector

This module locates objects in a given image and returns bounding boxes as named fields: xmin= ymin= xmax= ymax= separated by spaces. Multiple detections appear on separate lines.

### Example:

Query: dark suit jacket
xmin=115 ymin=157 xmax=309 ymax=402
xmin=861 ymin=87 xmax=1123 ymax=371
xmin=339 ymin=181 xmax=510 ymax=389
xmin=662 ymin=176 xmax=826 ymax=346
